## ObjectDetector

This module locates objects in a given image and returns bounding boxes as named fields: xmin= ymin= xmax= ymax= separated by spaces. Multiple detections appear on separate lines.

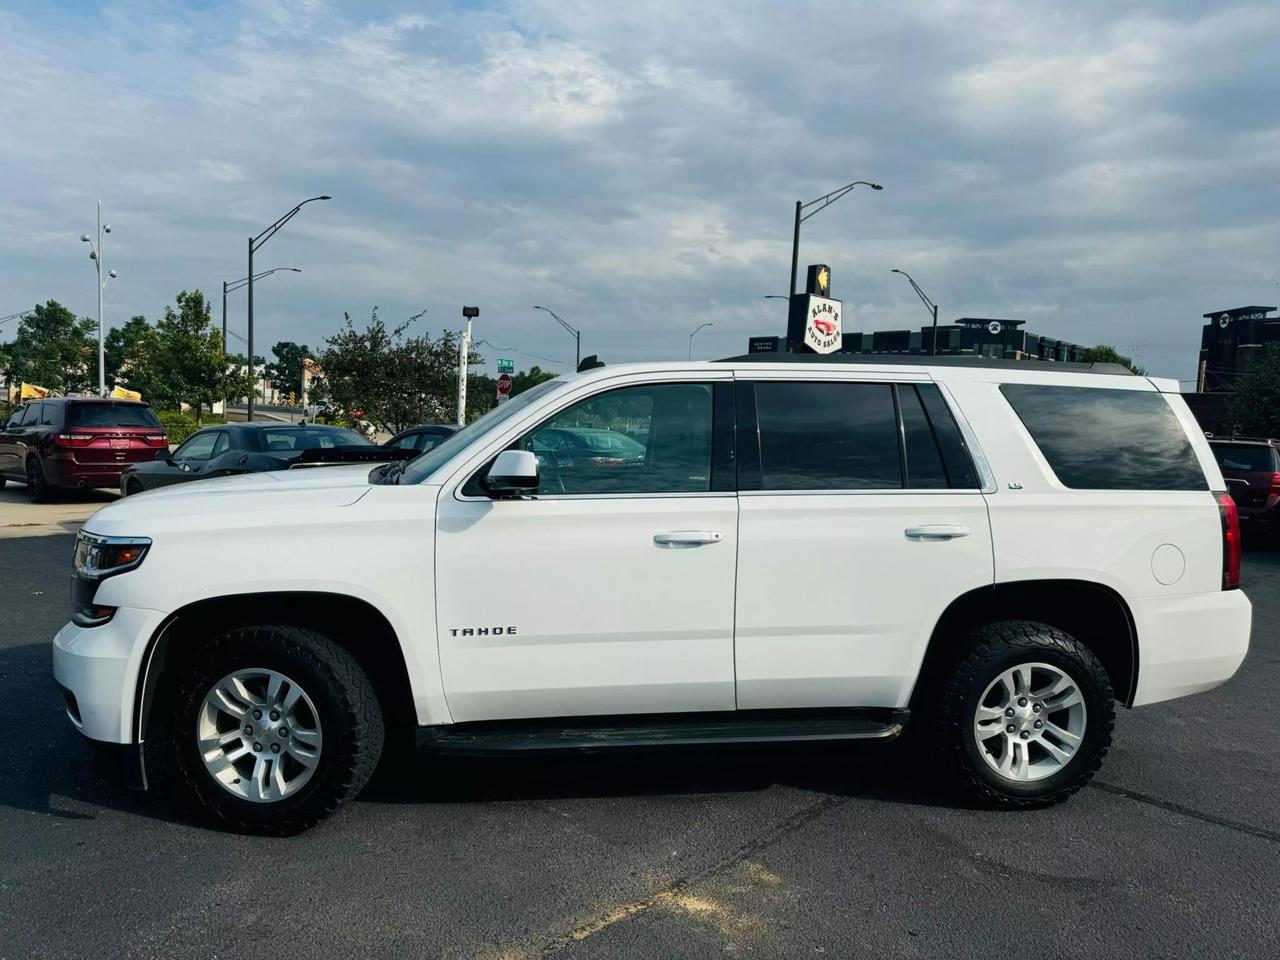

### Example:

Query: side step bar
xmin=416 ymin=708 xmax=908 ymax=755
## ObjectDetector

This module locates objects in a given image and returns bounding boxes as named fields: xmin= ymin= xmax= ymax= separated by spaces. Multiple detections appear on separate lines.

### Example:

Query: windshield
xmin=400 ymin=377 xmax=568 ymax=484
xmin=260 ymin=427 xmax=370 ymax=451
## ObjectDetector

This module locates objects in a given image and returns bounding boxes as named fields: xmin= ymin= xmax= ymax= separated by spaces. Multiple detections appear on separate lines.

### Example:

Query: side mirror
xmin=155 ymin=448 xmax=171 ymax=462
xmin=483 ymin=450 xmax=539 ymax=498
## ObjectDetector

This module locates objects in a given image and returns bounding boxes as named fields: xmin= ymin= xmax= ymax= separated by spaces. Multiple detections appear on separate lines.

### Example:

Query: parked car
xmin=382 ymin=423 xmax=458 ymax=457
xmin=0 ymin=398 xmax=167 ymax=502
xmin=120 ymin=422 xmax=398 ymax=496
xmin=1208 ymin=437 xmax=1280 ymax=532
xmin=54 ymin=355 xmax=1250 ymax=834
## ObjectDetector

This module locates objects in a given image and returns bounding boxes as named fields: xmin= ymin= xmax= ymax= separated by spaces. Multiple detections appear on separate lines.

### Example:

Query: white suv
xmin=53 ymin=356 xmax=1251 ymax=833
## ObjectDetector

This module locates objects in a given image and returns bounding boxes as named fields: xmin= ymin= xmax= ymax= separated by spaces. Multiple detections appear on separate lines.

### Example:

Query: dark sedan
xmin=120 ymin=422 xmax=398 ymax=496
xmin=383 ymin=423 xmax=458 ymax=457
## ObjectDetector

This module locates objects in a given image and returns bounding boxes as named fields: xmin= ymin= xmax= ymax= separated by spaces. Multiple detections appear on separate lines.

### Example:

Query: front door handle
xmin=654 ymin=530 xmax=723 ymax=546
xmin=904 ymin=524 xmax=971 ymax=542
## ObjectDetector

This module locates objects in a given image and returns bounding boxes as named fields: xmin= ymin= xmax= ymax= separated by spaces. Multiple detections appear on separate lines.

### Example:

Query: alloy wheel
xmin=196 ymin=668 xmax=323 ymax=803
xmin=972 ymin=661 xmax=1087 ymax=782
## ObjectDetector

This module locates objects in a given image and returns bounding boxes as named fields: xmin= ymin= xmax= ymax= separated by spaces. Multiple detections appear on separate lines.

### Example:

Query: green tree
xmin=1228 ymin=343 xmax=1280 ymax=436
xmin=153 ymin=290 xmax=255 ymax=424
xmin=104 ymin=315 xmax=162 ymax=399
xmin=1082 ymin=344 xmax=1147 ymax=376
xmin=317 ymin=309 xmax=483 ymax=434
xmin=4 ymin=300 xmax=96 ymax=394
xmin=265 ymin=341 xmax=312 ymax=401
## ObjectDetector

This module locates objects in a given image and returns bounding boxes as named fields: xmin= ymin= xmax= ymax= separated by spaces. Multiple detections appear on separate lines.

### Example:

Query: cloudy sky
xmin=2 ymin=0 xmax=1278 ymax=382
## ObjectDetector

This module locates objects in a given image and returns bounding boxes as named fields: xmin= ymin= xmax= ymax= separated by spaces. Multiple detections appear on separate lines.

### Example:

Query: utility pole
xmin=458 ymin=306 xmax=478 ymax=425
xmin=222 ymin=280 xmax=229 ymax=360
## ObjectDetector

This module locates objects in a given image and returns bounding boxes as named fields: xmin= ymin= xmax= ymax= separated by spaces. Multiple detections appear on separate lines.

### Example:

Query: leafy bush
xmin=155 ymin=410 xmax=225 ymax=445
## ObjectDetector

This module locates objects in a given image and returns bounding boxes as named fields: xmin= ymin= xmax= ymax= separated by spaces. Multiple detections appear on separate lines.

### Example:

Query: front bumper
xmin=52 ymin=605 xmax=167 ymax=744
xmin=1130 ymin=589 xmax=1252 ymax=706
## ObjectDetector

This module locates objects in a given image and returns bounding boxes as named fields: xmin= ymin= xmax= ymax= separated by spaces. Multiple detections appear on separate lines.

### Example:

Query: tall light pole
xmin=789 ymin=180 xmax=882 ymax=302
xmin=458 ymin=306 xmax=478 ymax=426
xmin=222 ymin=268 xmax=301 ymax=359
xmin=533 ymin=305 xmax=580 ymax=368
xmin=247 ymin=196 xmax=330 ymax=420
xmin=689 ymin=322 xmax=713 ymax=360
xmin=890 ymin=268 xmax=940 ymax=356
xmin=80 ymin=202 xmax=117 ymax=396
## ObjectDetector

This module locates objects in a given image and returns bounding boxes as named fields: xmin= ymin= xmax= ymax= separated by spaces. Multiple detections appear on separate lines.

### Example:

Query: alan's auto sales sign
xmin=803 ymin=295 xmax=843 ymax=354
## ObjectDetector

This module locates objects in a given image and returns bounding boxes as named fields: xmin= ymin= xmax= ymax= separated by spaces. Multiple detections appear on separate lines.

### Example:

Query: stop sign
xmin=496 ymin=373 xmax=513 ymax=396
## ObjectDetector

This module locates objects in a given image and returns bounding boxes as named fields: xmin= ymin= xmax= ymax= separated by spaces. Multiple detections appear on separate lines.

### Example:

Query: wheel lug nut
xmin=1020 ymin=731 xmax=1029 ymax=740
xmin=252 ymin=709 xmax=262 ymax=720
xmin=1006 ymin=724 xmax=1016 ymax=733
xmin=269 ymin=710 xmax=280 ymax=721
xmin=1033 ymin=703 xmax=1042 ymax=713
xmin=1034 ymin=720 xmax=1043 ymax=729
xmin=252 ymin=742 xmax=263 ymax=752
xmin=270 ymin=743 xmax=281 ymax=754
xmin=1005 ymin=708 xmax=1014 ymax=718
xmin=279 ymin=727 xmax=289 ymax=737
xmin=1017 ymin=698 xmax=1027 ymax=707
xmin=243 ymin=725 xmax=253 ymax=735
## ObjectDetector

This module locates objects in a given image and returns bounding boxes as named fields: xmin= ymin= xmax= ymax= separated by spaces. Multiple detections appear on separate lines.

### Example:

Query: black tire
xmin=0 ymin=476 xmax=6 ymax=490
xmin=124 ymin=477 xmax=143 ymax=497
xmin=26 ymin=458 xmax=51 ymax=503
xmin=150 ymin=625 xmax=384 ymax=835
xmin=934 ymin=620 xmax=1114 ymax=808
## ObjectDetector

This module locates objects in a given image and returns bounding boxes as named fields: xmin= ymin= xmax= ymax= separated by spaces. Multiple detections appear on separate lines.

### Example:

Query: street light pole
xmin=246 ymin=196 xmax=330 ymax=420
xmin=459 ymin=306 xmax=479 ymax=426
xmin=222 ymin=268 xmax=300 ymax=363
xmin=533 ymin=305 xmax=581 ymax=369
xmin=890 ymin=268 xmax=940 ymax=356
xmin=81 ymin=202 xmax=115 ymax=396
xmin=689 ymin=322 xmax=713 ymax=360
xmin=789 ymin=180 xmax=882 ymax=300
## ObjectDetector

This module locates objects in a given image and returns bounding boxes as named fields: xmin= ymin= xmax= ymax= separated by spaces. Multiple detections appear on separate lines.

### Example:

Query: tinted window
xmin=519 ymin=383 xmax=713 ymax=495
xmin=417 ymin=432 xmax=446 ymax=452
xmin=20 ymin=404 xmax=41 ymax=426
xmin=211 ymin=432 xmax=231 ymax=457
xmin=917 ymin=383 xmax=980 ymax=488
xmin=898 ymin=385 xmax=948 ymax=489
xmin=1001 ymin=384 xmax=1206 ymax=490
xmin=68 ymin=402 xmax=161 ymax=428
xmin=755 ymin=382 xmax=901 ymax=490
xmin=41 ymin=404 xmax=57 ymax=426
xmin=175 ymin=431 xmax=219 ymax=462
xmin=1213 ymin=445 xmax=1277 ymax=472
xmin=387 ymin=433 xmax=418 ymax=451
xmin=260 ymin=427 xmax=368 ymax=451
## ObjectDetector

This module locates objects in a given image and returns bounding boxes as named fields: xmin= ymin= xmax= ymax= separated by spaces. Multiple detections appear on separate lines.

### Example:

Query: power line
xmin=472 ymin=339 xmax=568 ymax=369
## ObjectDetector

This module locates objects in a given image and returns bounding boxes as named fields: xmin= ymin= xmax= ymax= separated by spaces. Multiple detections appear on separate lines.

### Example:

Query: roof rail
xmin=1212 ymin=435 xmax=1280 ymax=445
xmin=714 ymin=352 xmax=1135 ymax=375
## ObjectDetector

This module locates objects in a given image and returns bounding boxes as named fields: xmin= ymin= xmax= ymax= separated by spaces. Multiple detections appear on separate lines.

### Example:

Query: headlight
xmin=73 ymin=532 xmax=151 ymax=580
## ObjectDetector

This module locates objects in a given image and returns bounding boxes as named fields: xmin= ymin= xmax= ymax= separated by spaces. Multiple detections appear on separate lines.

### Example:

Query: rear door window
xmin=40 ymin=404 xmax=57 ymax=425
xmin=754 ymin=382 xmax=901 ymax=490
xmin=20 ymin=404 xmax=41 ymax=426
xmin=68 ymin=402 xmax=162 ymax=429
xmin=1000 ymin=384 xmax=1206 ymax=490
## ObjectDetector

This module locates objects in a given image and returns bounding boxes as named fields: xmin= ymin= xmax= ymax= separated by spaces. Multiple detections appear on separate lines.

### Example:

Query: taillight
xmin=1216 ymin=491 xmax=1241 ymax=590
xmin=1269 ymin=473 xmax=1280 ymax=497
xmin=55 ymin=434 xmax=93 ymax=447
xmin=144 ymin=435 xmax=169 ymax=447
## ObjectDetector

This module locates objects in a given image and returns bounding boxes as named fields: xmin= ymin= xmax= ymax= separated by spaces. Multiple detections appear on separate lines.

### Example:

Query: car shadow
xmin=0 ymin=637 xmax=975 ymax=833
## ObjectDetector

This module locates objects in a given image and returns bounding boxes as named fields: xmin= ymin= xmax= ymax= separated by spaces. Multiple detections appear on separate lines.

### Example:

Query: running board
xmin=416 ymin=708 xmax=908 ymax=755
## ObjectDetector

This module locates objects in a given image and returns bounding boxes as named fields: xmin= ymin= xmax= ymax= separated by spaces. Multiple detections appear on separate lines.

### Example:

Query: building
xmin=1183 ymin=305 xmax=1279 ymax=435
xmin=749 ymin=317 xmax=1112 ymax=364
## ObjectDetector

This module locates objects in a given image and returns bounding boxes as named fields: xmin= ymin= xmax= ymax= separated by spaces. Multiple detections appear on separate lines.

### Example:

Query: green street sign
xmin=496 ymin=358 xmax=515 ymax=373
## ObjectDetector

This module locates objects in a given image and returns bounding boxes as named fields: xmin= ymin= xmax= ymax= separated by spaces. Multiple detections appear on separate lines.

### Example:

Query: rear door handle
xmin=654 ymin=530 xmax=723 ymax=546
xmin=904 ymin=524 xmax=971 ymax=542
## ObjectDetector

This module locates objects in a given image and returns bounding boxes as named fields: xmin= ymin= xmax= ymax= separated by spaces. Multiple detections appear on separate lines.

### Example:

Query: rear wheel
xmin=26 ymin=458 xmax=51 ymax=503
xmin=151 ymin=625 xmax=384 ymax=834
xmin=935 ymin=620 xmax=1114 ymax=808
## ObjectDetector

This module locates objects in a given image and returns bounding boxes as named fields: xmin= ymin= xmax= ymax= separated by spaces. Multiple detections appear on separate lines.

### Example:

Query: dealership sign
xmin=803 ymin=296 xmax=843 ymax=354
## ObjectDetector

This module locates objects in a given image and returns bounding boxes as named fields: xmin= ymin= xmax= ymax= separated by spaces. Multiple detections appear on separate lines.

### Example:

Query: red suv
xmin=1209 ymin=437 xmax=1280 ymax=534
xmin=0 ymin=398 xmax=168 ymax=502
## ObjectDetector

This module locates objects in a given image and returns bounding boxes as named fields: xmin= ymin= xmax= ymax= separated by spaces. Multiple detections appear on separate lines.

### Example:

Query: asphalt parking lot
xmin=1 ymin=515 xmax=1278 ymax=959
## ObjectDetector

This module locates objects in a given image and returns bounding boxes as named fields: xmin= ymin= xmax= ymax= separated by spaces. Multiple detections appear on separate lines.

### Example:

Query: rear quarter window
xmin=1000 ymin=384 xmax=1206 ymax=491
xmin=69 ymin=402 xmax=162 ymax=429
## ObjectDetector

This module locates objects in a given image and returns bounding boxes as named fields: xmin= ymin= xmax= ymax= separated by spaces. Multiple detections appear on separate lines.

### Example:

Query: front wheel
xmin=124 ymin=477 xmax=143 ymax=497
xmin=154 ymin=625 xmax=385 ymax=834
xmin=935 ymin=620 xmax=1114 ymax=808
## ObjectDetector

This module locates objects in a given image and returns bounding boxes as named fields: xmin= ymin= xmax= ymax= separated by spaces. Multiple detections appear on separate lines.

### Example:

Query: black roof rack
xmin=714 ymin=352 xmax=1136 ymax=376
xmin=1207 ymin=435 xmax=1280 ymax=445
